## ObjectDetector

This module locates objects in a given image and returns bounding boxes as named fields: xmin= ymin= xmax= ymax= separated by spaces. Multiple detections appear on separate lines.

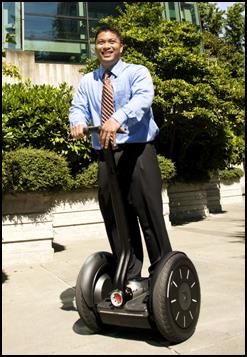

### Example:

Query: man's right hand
xmin=70 ymin=123 xmax=88 ymax=139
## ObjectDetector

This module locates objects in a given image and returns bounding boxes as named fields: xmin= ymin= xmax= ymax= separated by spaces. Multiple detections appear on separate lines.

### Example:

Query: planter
xmin=2 ymin=190 xmax=107 ymax=267
xmin=2 ymin=175 xmax=243 ymax=267
xmin=204 ymin=176 xmax=222 ymax=213
xmin=2 ymin=192 xmax=54 ymax=267
xmin=219 ymin=179 xmax=244 ymax=205
xmin=2 ymin=188 xmax=171 ymax=268
xmin=167 ymin=182 xmax=209 ymax=224
xmin=162 ymin=185 xmax=171 ymax=231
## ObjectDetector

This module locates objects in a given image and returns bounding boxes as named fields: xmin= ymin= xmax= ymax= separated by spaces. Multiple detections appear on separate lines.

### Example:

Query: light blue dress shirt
xmin=69 ymin=59 xmax=159 ymax=150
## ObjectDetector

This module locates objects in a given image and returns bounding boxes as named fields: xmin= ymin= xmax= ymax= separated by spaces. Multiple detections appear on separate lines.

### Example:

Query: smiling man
xmin=69 ymin=25 xmax=172 ymax=282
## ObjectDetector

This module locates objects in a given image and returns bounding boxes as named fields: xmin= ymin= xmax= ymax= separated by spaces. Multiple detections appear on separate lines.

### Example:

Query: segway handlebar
xmin=83 ymin=125 xmax=129 ymax=135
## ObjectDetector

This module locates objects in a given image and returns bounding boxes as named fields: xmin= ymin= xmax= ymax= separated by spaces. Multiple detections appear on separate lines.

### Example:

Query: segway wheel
xmin=75 ymin=252 xmax=115 ymax=333
xmin=151 ymin=251 xmax=201 ymax=343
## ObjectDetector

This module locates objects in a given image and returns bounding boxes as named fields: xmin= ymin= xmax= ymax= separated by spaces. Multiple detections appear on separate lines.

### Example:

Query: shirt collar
xmin=99 ymin=59 xmax=125 ymax=80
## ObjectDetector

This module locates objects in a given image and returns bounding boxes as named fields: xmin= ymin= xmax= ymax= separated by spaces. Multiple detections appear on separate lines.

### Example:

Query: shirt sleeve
xmin=68 ymin=77 xmax=91 ymax=128
xmin=112 ymin=65 xmax=154 ymax=127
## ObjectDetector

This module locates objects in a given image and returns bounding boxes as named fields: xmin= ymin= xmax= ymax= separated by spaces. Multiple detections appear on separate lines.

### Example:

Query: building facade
xmin=2 ymin=2 xmax=201 ymax=87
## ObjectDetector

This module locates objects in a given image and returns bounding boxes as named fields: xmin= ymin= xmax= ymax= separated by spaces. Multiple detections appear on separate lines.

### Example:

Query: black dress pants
xmin=97 ymin=142 xmax=172 ymax=280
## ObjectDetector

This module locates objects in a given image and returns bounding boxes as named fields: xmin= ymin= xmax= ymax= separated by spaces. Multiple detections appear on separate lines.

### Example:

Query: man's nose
xmin=103 ymin=42 xmax=111 ymax=49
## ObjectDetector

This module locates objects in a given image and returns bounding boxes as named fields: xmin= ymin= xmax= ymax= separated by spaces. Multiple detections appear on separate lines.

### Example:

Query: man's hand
xmin=100 ymin=117 xmax=121 ymax=149
xmin=70 ymin=123 xmax=88 ymax=139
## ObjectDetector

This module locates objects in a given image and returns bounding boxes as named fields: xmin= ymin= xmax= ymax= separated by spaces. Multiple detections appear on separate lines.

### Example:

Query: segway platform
xmin=97 ymin=278 xmax=151 ymax=329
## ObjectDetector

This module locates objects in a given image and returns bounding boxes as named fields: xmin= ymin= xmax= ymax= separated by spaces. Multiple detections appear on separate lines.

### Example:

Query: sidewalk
xmin=2 ymin=200 xmax=245 ymax=355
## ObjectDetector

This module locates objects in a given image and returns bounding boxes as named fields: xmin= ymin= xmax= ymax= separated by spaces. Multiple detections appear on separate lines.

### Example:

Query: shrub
xmin=73 ymin=162 xmax=98 ymax=189
xmin=157 ymin=155 xmax=176 ymax=182
xmin=2 ymin=80 xmax=93 ymax=175
xmin=2 ymin=149 xmax=176 ymax=193
xmin=218 ymin=167 xmax=244 ymax=182
xmin=3 ymin=148 xmax=73 ymax=193
xmin=74 ymin=156 xmax=176 ymax=189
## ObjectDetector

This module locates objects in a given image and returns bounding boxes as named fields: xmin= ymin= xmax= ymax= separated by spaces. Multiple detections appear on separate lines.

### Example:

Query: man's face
xmin=95 ymin=30 xmax=123 ymax=69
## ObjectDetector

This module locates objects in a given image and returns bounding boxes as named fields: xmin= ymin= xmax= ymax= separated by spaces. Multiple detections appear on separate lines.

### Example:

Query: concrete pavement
xmin=2 ymin=200 xmax=245 ymax=355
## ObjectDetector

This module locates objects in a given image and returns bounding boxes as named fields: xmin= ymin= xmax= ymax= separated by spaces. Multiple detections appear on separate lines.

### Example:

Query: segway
xmin=75 ymin=126 xmax=201 ymax=343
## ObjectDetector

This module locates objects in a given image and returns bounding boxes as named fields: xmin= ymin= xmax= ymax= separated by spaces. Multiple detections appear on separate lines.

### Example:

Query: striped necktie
xmin=101 ymin=70 xmax=114 ymax=124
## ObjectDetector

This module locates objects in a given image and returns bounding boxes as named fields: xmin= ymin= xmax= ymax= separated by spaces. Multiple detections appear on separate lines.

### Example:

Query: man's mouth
xmin=102 ymin=51 xmax=113 ymax=57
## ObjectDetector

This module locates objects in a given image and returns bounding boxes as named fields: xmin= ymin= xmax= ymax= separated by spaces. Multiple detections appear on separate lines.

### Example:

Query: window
xmin=180 ymin=3 xmax=200 ymax=28
xmin=23 ymin=2 xmax=123 ymax=64
xmin=87 ymin=2 xmax=121 ymax=19
xmin=2 ymin=2 xmax=22 ymax=49
xmin=24 ymin=2 xmax=87 ymax=63
xmin=168 ymin=2 xmax=178 ymax=21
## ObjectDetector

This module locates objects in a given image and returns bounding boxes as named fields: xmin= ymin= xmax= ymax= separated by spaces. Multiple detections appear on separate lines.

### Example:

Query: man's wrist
xmin=111 ymin=116 xmax=121 ymax=128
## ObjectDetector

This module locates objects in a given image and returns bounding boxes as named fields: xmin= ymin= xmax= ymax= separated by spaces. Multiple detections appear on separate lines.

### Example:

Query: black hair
xmin=95 ymin=25 xmax=123 ymax=44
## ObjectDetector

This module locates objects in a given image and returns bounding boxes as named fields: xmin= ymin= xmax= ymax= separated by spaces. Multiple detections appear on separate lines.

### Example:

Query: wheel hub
xmin=168 ymin=265 xmax=200 ymax=329
xmin=178 ymin=282 xmax=192 ymax=310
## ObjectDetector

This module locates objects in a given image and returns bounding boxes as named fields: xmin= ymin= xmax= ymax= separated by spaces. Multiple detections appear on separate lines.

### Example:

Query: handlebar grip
xmin=83 ymin=126 xmax=101 ymax=134
xmin=83 ymin=126 xmax=129 ymax=135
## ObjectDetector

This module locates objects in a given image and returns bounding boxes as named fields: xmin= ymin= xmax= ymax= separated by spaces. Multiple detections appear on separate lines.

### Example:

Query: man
xmin=69 ymin=25 xmax=172 ymax=281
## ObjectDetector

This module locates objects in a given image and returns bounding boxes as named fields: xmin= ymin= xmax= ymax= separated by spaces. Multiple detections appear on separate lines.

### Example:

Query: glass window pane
xmin=3 ymin=2 xmax=21 ymax=49
xmin=25 ymin=15 xmax=87 ymax=41
xmin=24 ymin=2 xmax=81 ymax=17
xmin=180 ymin=3 xmax=198 ymax=25
xmin=87 ymin=2 xmax=122 ymax=19
xmin=35 ymin=50 xmax=87 ymax=64
xmin=168 ymin=2 xmax=177 ymax=20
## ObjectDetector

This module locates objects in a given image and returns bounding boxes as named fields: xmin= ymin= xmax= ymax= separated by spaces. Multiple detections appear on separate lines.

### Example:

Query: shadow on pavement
xmin=2 ymin=271 xmax=9 ymax=284
xmin=73 ymin=318 xmax=172 ymax=348
xmin=60 ymin=286 xmax=172 ymax=347
xmin=229 ymin=230 xmax=245 ymax=243
xmin=60 ymin=287 xmax=76 ymax=311
xmin=52 ymin=242 xmax=66 ymax=253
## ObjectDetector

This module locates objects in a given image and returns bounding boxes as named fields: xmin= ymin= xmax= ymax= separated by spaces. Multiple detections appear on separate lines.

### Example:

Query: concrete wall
xmin=3 ymin=50 xmax=83 ymax=90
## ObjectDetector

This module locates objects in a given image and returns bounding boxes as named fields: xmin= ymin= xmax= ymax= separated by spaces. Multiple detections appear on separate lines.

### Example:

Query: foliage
xmin=83 ymin=2 xmax=245 ymax=181
xmin=2 ymin=62 xmax=22 ymax=80
xmin=2 ymin=148 xmax=73 ymax=193
xmin=197 ymin=2 xmax=225 ymax=36
xmin=2 ymin=33 xmax=22 ymax=80
xmin=73 ymin=162 xmax=98 ymax=189
xmin=198 ymin=2 xmax=245 ymax=78
xmin=157 ymin=155 xmax=176 ymax=183
xmin=218 ymin=166 xmax=244 ymax=182
xmin=2 ymin=80 xmax=94 ymax=175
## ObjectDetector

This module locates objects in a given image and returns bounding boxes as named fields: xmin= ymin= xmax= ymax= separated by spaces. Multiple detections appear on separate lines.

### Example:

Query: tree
xmin=84 ymin=2 xmax=244 ymax=181
xmin=198 ymin=2 xmax=245 ymax=78
xmin=224 ymin=2 xmax=245 ymax=51
xmin=197 ymin=2 xmax=225 ymax=36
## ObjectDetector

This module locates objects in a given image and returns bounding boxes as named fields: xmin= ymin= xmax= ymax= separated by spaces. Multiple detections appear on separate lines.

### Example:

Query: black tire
xmin=75 ymin=252 xmax=115 ymax=333
xmin=76 ymin=282 xmax=102 ymax=332
xmin=151 ymin=251 xmax=201 ymax=343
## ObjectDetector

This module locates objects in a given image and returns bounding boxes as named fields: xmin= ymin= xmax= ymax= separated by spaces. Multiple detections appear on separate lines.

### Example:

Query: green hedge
xmin=73 ymin=162 xmax=99 ymax=189
xmin=2 ymin=148 xmax=176 ymax=193
xmin=2 ymin=80 xmax=93 ymax=175
xmin=4 ymin=147 xmax=243 ymax=194
xmin=2 ymin=148 xmax=73 ymax=193
xmin=218 ymin=167 xmax=244 ymax=182
xmin=157 ymin=155 xmax=176 ymax=182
